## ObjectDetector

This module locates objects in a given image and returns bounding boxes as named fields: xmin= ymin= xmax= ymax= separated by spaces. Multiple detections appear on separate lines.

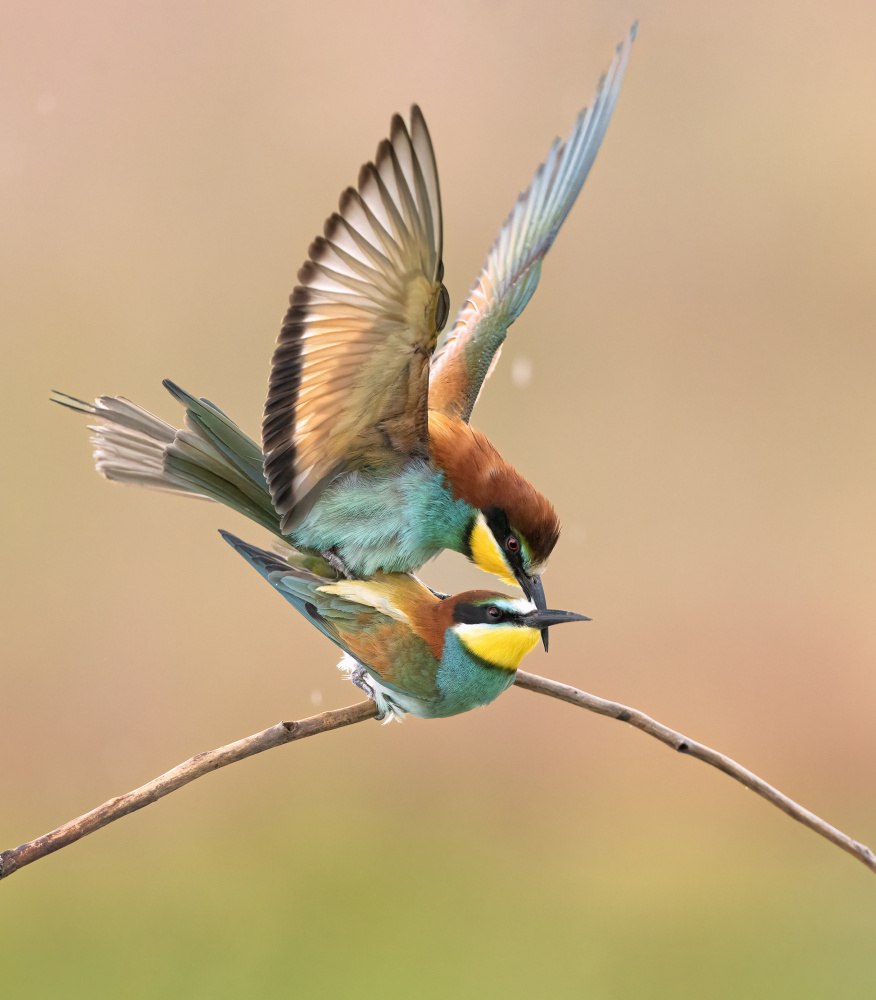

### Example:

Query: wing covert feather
xmin=429 ymin=25 xmax=636 ymax=422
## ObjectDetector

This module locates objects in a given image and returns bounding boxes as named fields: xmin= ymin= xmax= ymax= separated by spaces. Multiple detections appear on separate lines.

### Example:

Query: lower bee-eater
xmin=220 ymin=531 xmax=589 ymax=720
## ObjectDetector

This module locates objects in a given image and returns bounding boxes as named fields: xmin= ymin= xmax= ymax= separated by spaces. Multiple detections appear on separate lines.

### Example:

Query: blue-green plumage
xmin=428 ymin=631 xmax=518 ymax=719
xmin=163 ymin=383 xmax=476 ymax=575
xmin=291 ymin=461 xmax=474 ymax=576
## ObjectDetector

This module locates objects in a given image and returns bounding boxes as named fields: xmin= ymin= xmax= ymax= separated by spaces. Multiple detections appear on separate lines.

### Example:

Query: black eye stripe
xmin=483 ymin=507 xmax=510 ymax=538
xmin=483 ymin=507 xmax=523 ymax=566
xmin=452 ymin=602 xmax=527 ymax=626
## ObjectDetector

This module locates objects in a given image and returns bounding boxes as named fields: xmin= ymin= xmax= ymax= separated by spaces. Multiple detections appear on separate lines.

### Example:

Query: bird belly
xmin=291 ymin=460 xmax=473 ymax=576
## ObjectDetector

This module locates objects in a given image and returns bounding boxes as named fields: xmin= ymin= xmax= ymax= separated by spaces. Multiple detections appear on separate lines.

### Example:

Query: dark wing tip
xmin=373 ymin=138 xmax=393 ymax=170
xmin=357 ymin=161 xmax=376 ymax=192
xmin=308 ymin=236 xmax=330 ymax=262
xmin=219 ymin=529 xmax=293 ymax=576
xmin=297 ymin=259 xmax=319 ymax=285
xmin=263 ymin=296 xmax=308 ymax=516
xmin=389 ymin=112 xmax=411 ymax=147
xmin=287 ymin=285 xmax=309 ymax=308
xmin=324 ymin=212 xmax=343 ymax=241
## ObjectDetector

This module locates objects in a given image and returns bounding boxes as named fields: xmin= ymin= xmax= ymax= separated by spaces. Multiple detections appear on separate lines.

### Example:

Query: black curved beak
xmin=516 ymin=570 xmax=551 ymax=651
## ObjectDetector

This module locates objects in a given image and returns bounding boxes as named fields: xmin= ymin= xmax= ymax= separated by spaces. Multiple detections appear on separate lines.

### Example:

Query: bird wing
xmin=316 ymin=574 xmax=443 ymax=700
xmin=263 ymin=106 xmax=445 ymax=533
xmin=220 ymin=531 xmax=354 ymax=648
xmin=428 ymin=24 xmax=636 ymax=422
xmin=221 ymin=532 xmax=441 ymax=700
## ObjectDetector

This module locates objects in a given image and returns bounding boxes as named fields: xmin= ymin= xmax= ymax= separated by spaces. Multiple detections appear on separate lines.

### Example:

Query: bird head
xmin=428 ymin=416 xmax=561 ymax=628
xmin=447 ymin=592 xmax=590 ymax=671
xmin=465 ymin=498 xmax=560 ymax=651
xmin=466 ymin=505 xmax=553 ymax=595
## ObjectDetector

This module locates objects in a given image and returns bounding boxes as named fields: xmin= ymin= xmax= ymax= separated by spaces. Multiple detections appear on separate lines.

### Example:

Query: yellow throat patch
xmin=455 ymin=622 xmax=540 ymax=671
xmin=469 ymin=515 xmax=517 ymax=586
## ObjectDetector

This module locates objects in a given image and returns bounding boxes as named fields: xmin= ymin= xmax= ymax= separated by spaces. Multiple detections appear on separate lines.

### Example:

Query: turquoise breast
xmin=291 ymin=459 xmax=475 ymax=576
xmin=426 ymin=631 xmax=517 ymax=718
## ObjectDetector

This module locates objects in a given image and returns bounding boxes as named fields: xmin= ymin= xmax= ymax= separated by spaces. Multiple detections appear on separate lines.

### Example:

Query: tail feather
xmin=91 ymin=426 xmax=195 ymax=495
xmin=52 ymin=385 xmax=284 ymax=536
xmin=52 ymin=391 xmax=191 ymax=494
xmin=162 ymin=380 xmax=266 ymax=488
xmin=52 ymin=391 xmax=177 ymax=442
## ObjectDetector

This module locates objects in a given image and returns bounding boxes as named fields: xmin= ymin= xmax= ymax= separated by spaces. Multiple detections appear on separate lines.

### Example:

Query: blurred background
xmin=2 ymin=0 xmax=876 ymax=996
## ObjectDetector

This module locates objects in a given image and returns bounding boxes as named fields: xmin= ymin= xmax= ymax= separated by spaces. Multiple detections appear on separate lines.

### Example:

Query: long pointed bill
xmin=523 ymin=608 xmax=592 ymax=634
xmin=516 ymin=570 xmax=550 ymax=651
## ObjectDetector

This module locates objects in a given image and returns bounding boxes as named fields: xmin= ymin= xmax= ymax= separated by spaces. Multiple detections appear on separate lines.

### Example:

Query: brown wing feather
xmin=263 ymin=106 xmax=445 ymax=532
xmin=318 ymin=573 xmax=445 ymax=699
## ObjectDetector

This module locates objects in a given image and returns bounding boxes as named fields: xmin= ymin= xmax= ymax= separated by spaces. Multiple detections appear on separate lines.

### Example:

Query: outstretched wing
xmin=428 ymin=24 xmax=636 ymax=422
xmin=263 ymin=106 xmax=446 ymax=533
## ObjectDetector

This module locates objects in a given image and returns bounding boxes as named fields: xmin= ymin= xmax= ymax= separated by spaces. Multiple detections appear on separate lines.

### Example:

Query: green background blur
xmin=3 ymin=1 xmax=876 ymax=996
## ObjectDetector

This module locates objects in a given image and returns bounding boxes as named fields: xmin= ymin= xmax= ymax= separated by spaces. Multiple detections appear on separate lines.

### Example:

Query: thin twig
xmin=2 ymin=673 xmax=873 ymax=880
xmin=0 ymin=700 xmax=378 ymax=880
xmin=514 ymin=670 xmax=876 ymax=875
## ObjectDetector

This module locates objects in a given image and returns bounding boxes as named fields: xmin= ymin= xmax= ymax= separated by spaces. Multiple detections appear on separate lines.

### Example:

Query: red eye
xmin=506 ymin=535 xmax=520 ymax=553
xmin=487 ymin=606 xmax=502 ymax=620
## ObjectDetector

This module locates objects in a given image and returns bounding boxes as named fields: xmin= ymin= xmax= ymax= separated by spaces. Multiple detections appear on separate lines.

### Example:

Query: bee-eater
xmin=220 ymin=531 xmax=589 ymax=720
xmin=55 ymin=26 xmax=635 ymax=630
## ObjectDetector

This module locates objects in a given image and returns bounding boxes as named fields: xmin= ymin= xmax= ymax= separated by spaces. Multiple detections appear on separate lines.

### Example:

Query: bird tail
xmin=52 ymin=381 xmax=283 ymax=537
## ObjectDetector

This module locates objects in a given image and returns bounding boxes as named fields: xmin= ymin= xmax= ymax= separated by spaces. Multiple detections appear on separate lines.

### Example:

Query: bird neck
xmin=431 ymin=629 xmax=521 ymax=714
xmin=428 ymin=412 xmax=504 ymax=505
xmin=428 ymin=411 xmax=560 ymax=568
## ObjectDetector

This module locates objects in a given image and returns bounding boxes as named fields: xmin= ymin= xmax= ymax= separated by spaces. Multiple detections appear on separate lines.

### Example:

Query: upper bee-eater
xmin=55 ymin=26 xmax=636 ymax=636
xmin=220 ymin=531 xmax=589 ymax=720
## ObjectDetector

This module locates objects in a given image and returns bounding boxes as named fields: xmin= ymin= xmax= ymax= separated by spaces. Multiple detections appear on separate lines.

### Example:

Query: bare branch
xmin=2 ymin=671 xmax=874 ymax=881
xmin=514 ymin=670 xmax=876 ymax=875
xmin=0 ymin=700 xmax=378 ymax=881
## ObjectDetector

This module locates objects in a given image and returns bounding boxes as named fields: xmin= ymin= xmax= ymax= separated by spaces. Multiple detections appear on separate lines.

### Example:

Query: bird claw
xmin=349 ymin=665 xmax=389 ymax=722
xmin=320 ymin=547 xmax=353 ymax=579
xmin=349 ymin=663 xmax=374 ymax=698
xmin=337 ymin=654 xmax=403 ymax=723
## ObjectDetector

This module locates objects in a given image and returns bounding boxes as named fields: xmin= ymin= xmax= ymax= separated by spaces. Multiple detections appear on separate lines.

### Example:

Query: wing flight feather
xmin=428 ymin=24 xmax=637 ymax=422
xmin=264 ymin=106 xmax=446 ymax=532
